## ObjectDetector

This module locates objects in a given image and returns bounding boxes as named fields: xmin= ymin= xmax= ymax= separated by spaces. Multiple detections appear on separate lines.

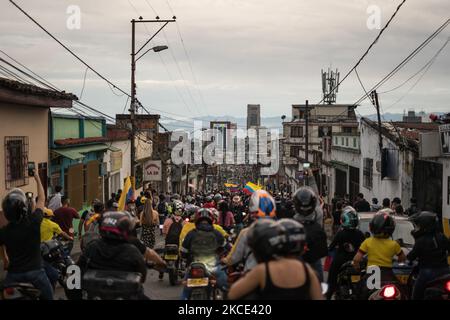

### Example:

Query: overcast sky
xmin=1 ymin=0 xmax=449 ymax=122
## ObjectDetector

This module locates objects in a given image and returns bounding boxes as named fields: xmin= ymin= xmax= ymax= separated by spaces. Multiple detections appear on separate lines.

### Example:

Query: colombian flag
xmin=243 ymin=182 xmax=262 ymax=195
xmin=118 ymin=176 xmax=134 ymax=211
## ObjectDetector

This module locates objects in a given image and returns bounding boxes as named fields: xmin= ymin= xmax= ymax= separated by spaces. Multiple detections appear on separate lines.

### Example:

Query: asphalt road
xmin=55 ymin=232 xmax=183 ymax=300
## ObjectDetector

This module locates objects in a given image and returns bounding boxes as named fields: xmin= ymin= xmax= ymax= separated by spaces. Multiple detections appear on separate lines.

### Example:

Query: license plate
xmin=187 ymin=278 xmax=209 ymax=287
xmin=396 ymin=274 xmax=409 ymax=285
xmin=165 ymin=254 xmax=178 ymax=260
xmin=351 ymin=275 xmax=361 ymax=283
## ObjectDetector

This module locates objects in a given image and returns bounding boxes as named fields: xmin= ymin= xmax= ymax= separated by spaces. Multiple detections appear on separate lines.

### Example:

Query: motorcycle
xmin=163 ymin=244 xmax=181 ymax=286
xmin=423 ymin=273 xmax=450 ymax=300
xmin=41 ymin=238 xmax=75 ymax=289
xmin=81 ymin=269 xmax=144 ymax=300
xmin=0 ymin=283 xmax=41 ymax=300
xmin=334 ymin=261 xmax=363 ymax=300
xmin=185 ymin=262 xmax=223 ymax=300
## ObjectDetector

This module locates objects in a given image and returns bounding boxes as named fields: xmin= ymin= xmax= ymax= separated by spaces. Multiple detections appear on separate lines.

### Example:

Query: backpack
xmin=302 ymin=221 xmax=329 ymax=263
xmin=190 ymin=229 xmax=219 ymax=262
xmin=165 ymin=218 xmax=183 ymax=245
xmin=81 ymin=215 xmax=101 ymax=251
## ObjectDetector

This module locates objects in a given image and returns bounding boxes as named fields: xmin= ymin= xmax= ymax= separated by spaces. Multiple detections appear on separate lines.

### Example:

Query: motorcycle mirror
xmin=321 ymin=283 xmax=328 ymax=295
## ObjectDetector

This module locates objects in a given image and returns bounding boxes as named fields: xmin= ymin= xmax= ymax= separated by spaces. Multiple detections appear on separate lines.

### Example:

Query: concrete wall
xmin=359 ymin=121 xmax=413 ymax=208
xmin=103 ymin=139 xmax=131 ymax=197
xmin=439 ymin=157 xmax=450 ymax=237
xmin=0 ymin=103 xmax=49 ymax=226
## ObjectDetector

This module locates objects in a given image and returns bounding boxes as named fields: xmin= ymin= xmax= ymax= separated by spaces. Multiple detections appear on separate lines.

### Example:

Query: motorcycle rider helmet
xmin=99 ymin=211 xmax=136 ymax=241
xmin=172 ymin=199 xmax=184 ymax=216
xmin=276 ymin=219 xmax=306 ymax=256
xmin=247 ymin=219 xmax=285 ymax=263
xmin=209 ymin=208 xmax=220 ymax=223
xmin=195 ymin=208 xmax=214 ymax=226
xmin=340 ymin=206 xmax=360 ymax=230
xmin=214 ymin=193 xmax=222 ymax=203
xmin=43 ymin=208 xmax=54 ymax=218
xmin=2 ymin=188 xmax=28 ymax=223
xmin=410 ymin=211 xmax=439 ymax=238
xmin=293 ymin=186 xmax=317 ymax=216
xmin=185 ymin=195 xmax=194 ymax=204
xmin=370 ymin=210 xmax=396 ymax=238
xmin=205 ymin=195 xmax=213 ymax=203
xmin=248 ymin=190 xmax=276 ymax=219
xmin=171 ymin=193 xmax=181 ymax=201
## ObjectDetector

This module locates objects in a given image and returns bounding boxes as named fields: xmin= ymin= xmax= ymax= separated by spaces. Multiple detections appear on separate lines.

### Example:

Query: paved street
xmin=55 ymin=233 xmax=182 ymax=300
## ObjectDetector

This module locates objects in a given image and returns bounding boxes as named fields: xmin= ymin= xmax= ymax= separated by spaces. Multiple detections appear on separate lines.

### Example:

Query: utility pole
xmin=305 ymin=99 xmax=309 ymax=164
xmin=130 ymin=17 xmax=175 ymax=183
xmin=371 ymin=91 xmax=383 ymax=157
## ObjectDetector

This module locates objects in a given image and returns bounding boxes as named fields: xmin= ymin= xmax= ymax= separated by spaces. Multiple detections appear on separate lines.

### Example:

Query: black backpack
xmin=165 ymin=218 xmax=183 ymax=245
xmin=301 ymin=220 xmax=329 ymax=263
xmin=158 ymin=202 xmax=168 ymax=216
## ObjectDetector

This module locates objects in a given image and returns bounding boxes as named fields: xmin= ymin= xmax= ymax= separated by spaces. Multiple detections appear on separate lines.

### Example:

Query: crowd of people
xmin=0 ymin=166 xmax=448 ymax=300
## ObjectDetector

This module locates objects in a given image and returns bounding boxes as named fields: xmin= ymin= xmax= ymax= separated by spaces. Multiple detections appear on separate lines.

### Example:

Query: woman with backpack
xmin=218 ymin=200 xmax=235 ymax=234
xmin=140 ymin=192 xmax=159 ymax=249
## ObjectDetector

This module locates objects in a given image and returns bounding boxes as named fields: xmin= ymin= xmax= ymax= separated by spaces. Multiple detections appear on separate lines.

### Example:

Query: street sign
xmin=144 ymin=160 xmax=162 ymax=181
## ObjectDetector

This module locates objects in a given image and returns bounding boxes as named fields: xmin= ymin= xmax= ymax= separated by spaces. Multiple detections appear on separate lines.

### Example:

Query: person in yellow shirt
xmin=178 ymin=207 xmax=228 ymax=250
xmin=41 ymin=208 xmax=73 ymax=242
xmin=353 ymin=209 xmax=405 ymax=296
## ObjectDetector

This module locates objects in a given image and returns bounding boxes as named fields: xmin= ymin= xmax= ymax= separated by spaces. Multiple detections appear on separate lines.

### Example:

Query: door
xmin=349 ymin=166 xmax=360 ymax=203
xmin=334 ymin=168 xmax=347 ymax=198
xmin=86 ymin=160 xmax=100 ymax=205
xmin=67 ymin=163 xmax=84 ymax=210
xmin=38 ymin=162 xmax=48 ymax=198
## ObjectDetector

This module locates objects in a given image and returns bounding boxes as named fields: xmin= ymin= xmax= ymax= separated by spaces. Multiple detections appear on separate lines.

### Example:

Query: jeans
xmin=412 ymin=267 xmax=450 ymax=300
xmin=43 ymin=261 xmax=59 ymax=289
xmin=311 ymin=259 xmax=324 ymax=283
xmin=180 ymin=265 xmax=228 ymax=300
xmin=4 ymin=268 xmax=54 ymax=300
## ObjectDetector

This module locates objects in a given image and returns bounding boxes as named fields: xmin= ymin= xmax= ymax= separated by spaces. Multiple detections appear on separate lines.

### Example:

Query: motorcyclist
xmin=407 ymin=211 xmax=449 ymax=300
xmin=292 ymin=186 xmax=328 ymax=282
xmin=0 ymin=169 xmax=53 ymax=300
xmin=180 ymin=208 xmax=227 ymax=299
xmin=217 ymin=200 xmax=235 ymax=234
xmin=230 ymin=195 xmax=245 ymax=236
xmin=352 ymin=209 xmax=406 ymax=297
xmin=223 ymin=190 xmax=277 ymax=272
xmin=326 ymin=206 xmax=365 ymax=300
xmin=228 ymin=219 xmax=323 ymax=300
xmin=203 ymin=195 xmax=216 ymax=209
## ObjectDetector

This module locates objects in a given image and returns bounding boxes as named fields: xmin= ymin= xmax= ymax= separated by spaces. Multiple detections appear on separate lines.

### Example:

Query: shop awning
xmin=53 ymin=144 xmax=115 ymax=160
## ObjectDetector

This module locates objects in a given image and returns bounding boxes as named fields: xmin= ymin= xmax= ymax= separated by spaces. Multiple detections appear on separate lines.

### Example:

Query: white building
xmin=359 ymin=118 xmax=416 ymax=209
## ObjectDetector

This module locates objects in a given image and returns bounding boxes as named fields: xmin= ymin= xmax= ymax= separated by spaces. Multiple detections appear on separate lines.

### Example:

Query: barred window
xmin=291 ymin=126 xmax=303 ymax=137
xmin=363 ymin=157 xmax=373 ymax=189
xmin=5 ymin=136 xmax=29 ymax=189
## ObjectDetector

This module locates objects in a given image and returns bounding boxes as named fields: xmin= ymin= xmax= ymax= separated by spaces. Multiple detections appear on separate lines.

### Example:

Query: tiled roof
xmin=0 ymin=77 xmax=77 ymax=101
xmin=54 ymin=137 xmax=107 ymax=146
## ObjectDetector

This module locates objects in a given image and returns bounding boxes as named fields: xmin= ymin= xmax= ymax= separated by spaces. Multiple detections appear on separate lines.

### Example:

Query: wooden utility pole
xmin=371 ymin=90 xmax=383 ymax=157
xmin=305 ymin=100 xmax=309 ymax=164
xmin=130 ymin=17 xmax=175 ymax=182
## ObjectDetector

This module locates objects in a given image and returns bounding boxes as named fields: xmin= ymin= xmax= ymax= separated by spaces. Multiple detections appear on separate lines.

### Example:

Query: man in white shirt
xmin=47 ymin=185 xmax=63 ymax=212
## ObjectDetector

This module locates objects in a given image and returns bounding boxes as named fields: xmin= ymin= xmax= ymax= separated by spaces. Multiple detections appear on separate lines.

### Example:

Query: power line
xmin=379 ymin=37 xmax=449 ymax=94
xmin=352 ymin=18 xmax=450 ymax=106
xmin=317 ymin=0 xmax=407 ymax=104
xmin=9 ymin=0 xmax=131 ymax=98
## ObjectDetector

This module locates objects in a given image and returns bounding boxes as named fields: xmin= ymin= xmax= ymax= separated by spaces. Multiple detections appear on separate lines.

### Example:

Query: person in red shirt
xmin=53 ymin=197 xmax=79 ymax=253
xmin=202 ymin=196 xmax=216 ymax=209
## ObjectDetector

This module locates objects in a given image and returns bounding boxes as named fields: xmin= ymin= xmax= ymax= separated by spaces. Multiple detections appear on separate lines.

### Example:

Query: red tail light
xmin=445 ymin=280 xmax=450 ymax=293
xmin=381 ymin=285 xmax=397 ymax=299
xmin=185 ymin=218 xmax=189 ymax=222
xmin=4 ymin=287 xmax=15 ymax=296
xmin=190 ymin=268 xmax=205 ymax=278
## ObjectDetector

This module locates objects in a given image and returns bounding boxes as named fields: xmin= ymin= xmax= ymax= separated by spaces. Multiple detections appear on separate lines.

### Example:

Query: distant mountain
xmin=161 ymin=112 xmax=442 ymax=132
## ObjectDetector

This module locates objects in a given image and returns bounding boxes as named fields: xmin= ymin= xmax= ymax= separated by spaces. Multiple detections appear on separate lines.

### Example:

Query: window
xmin=318 ymin=126 xmax=332 ymax=138
xmin=341 ymin=137 xmax=344 ymax=145
xmin=363 ymin=158 xmax=373 ymax=189
xmin=334 ymin=137 xmax=338 ymax=145
xmin=346 ymin=138 xmax=349 ymax=146
xmin=291 ymin=126 xmax=303 ymax=137
xmin=343 ymin=127 xmax=353 ymax=133
xmin=5 ymin=136 xmax=29 ymax=189
xmin=290 ymin=146 xmax=302 ymax=158
xmin=353 ymin=138 xmax=357 ymax=148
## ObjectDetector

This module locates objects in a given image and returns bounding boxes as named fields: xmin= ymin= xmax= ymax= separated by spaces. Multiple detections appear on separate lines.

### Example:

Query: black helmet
xmin=340 ymin=206 xmax=359 ymax=230
xmin=410 ymin=211 xmax=438 ymax=238
xmin=370 ymin=210 xmax=395 ymax=238
xmin=195 ymin=208 xmax=213 ymax=225
xmin=99 ymin=211 xmax=135 ymax=241
xmin=276 ymin=219 xmax=306 ymax=256
xmin=293 ymin=187 xmax=317 ymax=216
xmin=2 ymin=188 xmax=28 ymax=223
xmin=247 ymin=219 xmax=285 ymax=263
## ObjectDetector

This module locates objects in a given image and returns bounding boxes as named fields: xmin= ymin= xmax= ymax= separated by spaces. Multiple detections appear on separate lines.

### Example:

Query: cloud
xmin=0 ymin=0 xmax=448 ymax=120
